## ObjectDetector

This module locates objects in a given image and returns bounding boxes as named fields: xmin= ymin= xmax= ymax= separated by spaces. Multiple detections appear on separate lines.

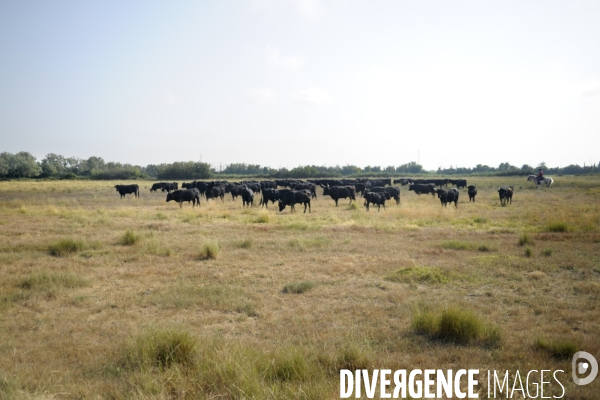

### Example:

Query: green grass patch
xmin=120 ymin=230 xmax=141 ymax=246
xmin=518 ymin=233 xmax=533 ymax=246
xmin=238 ymin=238 xmax=254 ymax=249
xmin=198 ymin=242 xmax=219 ymax=260
xmin=282 ymin=281 xmax=316 ymax=294
xmin=348 ymin=202 xmax=359 ymax=210
xmin=441 ymin=240 xmax=476 ymax=251
xmin=48 ymin=238 xmax=85 ymax=256
xmin=122 ymin=329 xmax=198 ymax=369
xmin=547 ymin=221 xmax=568 ymax=232
xmin=535 ymin=338 xmax=578 ymax=359
xmin=143 ymin=284 xmax=258 ymax=316
xmin=385 ymin=266 xmax=449 ymax=284
xmin=478 ymin=245 xmax=492 ymax=252
xmin=474 ymin=217 xmax=488 ymax=224
xmin=256 ymin=212 xmax=269 ymax=223
xmin=542 ymin=249 xmax=553 ymax=257
xmin=525 ymin=247 xmax=533 ymax=257
xmin=413 ymin=306 xmax=500 ymax=347
xmin=17 ymin=272 xmax=88 ymax=290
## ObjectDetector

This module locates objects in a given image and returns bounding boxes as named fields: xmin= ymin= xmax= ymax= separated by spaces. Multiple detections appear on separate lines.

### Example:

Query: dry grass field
xmin=0 ymin=177 xmax=599 ymax=399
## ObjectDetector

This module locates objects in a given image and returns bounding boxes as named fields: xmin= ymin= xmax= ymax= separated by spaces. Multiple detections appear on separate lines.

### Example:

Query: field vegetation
xmin=0 ymin=176 xmax=599 ymax=398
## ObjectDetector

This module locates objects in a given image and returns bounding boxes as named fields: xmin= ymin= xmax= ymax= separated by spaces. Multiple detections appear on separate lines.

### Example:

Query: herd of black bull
xmin=114 ymin=179 xmax=516 ymax=212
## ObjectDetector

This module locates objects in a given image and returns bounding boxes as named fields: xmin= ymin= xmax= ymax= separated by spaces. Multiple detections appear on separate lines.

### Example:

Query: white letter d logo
xmin=572 ymin=351 xmax=598 ymax=386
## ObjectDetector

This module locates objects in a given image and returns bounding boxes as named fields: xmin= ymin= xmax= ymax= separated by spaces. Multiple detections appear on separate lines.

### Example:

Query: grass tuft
xmin=535 ymin=338 xmax=578 ymax=359
xmin=478 ymin=245 xmax=491 ymax=252
xmin=17 ymin=272 xmax=88 ymax=290
xmin=282 ymin=281 xmax=316 ymax=294
xmin=518 ymin=233 xmax=533 ymax=246
xmin=542 ymin=248 xmax=553 ymax=257
xmin=348 ymin=202 xmax=359 ymax=210
xmin=123 ymin=329 xmax=197 ymax=369
xmin=120 ymin=230 xmax=141 ymax=246
xmin=385 ymin=266 xmax=449 ymax=284
xmin=441 ymin=240 xmax=475 ymax=251
xmin=198 ymin=242 xmax=219 ymax=260
xmin=48 ymin=238 xmax=85 ymax=256
xmin=474 ymin=217 xmax=488 ymax=224
xmin=256 ymin=212 xmax=269 ymax=223
xmin=413 ymin=306 xmax=500 ymax=347
xmin=238 ymin=238 xmax=254 ymax=249
xmin=547 ymin=221 xmax=568 ymax=232
xmin=525 ymin=247 xmax=533 ymax=257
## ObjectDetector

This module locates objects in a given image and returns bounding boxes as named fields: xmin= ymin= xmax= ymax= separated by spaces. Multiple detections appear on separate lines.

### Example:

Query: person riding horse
xmin=537 ymin=169 xmax=544 ymax=184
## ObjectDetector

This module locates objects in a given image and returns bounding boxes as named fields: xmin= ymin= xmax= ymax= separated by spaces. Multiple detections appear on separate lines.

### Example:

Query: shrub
xmin=198 ymin=242 xmax=219 ymax=260
xmin=547 ymin=222 xmax=568 ymax=232
xmin=48 ymin=238 xmax=85 ymax=256
xmin=283 ymin=281 xmax=316 ymax=294
xmin=536 ymin=338 xmax=577 ymax=359
xmin=518 ymin=234 xmax=533 ymax=246
xmin=123 ymin=329 xmax=198 ymax=369
xmin=120 ymin=230 xmax=140 ymax=246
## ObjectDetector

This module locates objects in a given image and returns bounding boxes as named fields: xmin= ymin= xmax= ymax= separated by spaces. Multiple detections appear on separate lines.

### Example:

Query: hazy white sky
xmin=1 ymin=0 xmax=599 ymax=170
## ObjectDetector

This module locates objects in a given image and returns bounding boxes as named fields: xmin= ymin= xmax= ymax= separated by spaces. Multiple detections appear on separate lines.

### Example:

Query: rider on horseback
xmin=537 ymin=168 xmax=544 ymax=184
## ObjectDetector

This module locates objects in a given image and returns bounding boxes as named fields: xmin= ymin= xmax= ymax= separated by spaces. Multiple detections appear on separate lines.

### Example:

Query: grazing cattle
xmin=450 ymin=179 xmax=467 ymax=189
xmin=467 ymin=185 xmax=477 ymax=202
xmin=436 ymin=188 xmax=459 ymax=208
xmin=393 ymin=178 xmax=411 ymax=186
xmin=367 ymin=186 xmax=401 ymax=205
xmin=193 ymin=181 xmax=208 ymax=197
xmin=320 ymin=184 xmax=356 ymax=206
xmin=363 ymin=191 xmax=389 ymax=211
xmin=226 ymin=184 xmax=245 ymax=200
xmin=260 ymin=188 xmax=291 ymax=208
xmin=115 ymin=184 xmax=139 ymax=198
xmin=498 ymin=186 xmax=514 ymax=205
xmin=291 ymin=182 xmax=317 ymax=199
xmin=408 ymin=183 xmax=436 ymax=196
xmin=150 ymin=182 xmax=166 ymax=192
xmin=181 ymin=182 xmax=196 ymax=189
xmin=278 ymin=190 xmax=311 ymax=213
xmin=241 ymin=187 xmax=254 ymax=207
xmin=206 ymin=186 xmax=225 ymax=202
xmin=161 ymin=182 xmax=179 ymax=193
xmin=166 ymin=189 xmax=200 ymax=208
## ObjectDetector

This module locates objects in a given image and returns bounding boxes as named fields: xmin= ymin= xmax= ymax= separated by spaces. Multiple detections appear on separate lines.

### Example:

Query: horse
xmin=527 ymin=175 xmax=553 ymax=188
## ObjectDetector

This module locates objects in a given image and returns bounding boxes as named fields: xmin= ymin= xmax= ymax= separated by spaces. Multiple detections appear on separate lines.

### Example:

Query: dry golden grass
xmin=0 ymin=177 xmax=599 ymax=398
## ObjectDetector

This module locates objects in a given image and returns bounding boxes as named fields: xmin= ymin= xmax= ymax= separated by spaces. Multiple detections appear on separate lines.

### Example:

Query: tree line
xmin=0 ymin=152 xmax=597 ymax=180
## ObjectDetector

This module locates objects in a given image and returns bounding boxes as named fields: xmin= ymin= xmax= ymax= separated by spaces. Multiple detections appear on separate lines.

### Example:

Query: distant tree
xmin=341 ymin=165 xmax=361 ymax=176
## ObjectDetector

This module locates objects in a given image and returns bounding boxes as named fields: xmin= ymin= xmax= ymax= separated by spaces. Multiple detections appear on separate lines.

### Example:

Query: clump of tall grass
xmin=518 ymin=233 xmax=533 ymax=246
xmin=535 ymin=338 xmax=577 ymax=359
xmin=238 ymin=238 xmax=254 ymax=249
xmin=348 ymin=202 xmax=359 ymax=210
xmin=385 ymin=266 xmax=449 ymax=285
xmin=122 ymin=329 xmax=198 ymax=369
xmin=120 ymin=230 xmax=141 ymax=246
xmin=525 ymin=247 xmax=533 ymax=257
xmin=48 ymin=238 xmax=85 ymax=256
xmin=282 ymin=281 xmax=316 ymax=294
xmin=412 ymin=306 xmax=500 ymax=347
xmin=547 ymin=221 xmax=568 ymax=232
xmin=542 ymin=249 xmax=553 ymax=257
xmin=442 ymin=240 xmax=475 ymax=251
xmin=256 ymin=212 xmax=269 ymax=223
xmin=198 ymin=242 xmax=219 ymax=260
xmin=474 ymin=217 xmax=488 ymax=224
xmin=264 ymin=348 xmax=308 ymax=382
xmin=17 ymin=272 xmax=88 ymax=290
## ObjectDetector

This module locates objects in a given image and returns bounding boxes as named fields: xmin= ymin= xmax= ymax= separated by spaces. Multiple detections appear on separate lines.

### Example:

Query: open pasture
xmin=0 ymin=176 xmax=599 ymax=399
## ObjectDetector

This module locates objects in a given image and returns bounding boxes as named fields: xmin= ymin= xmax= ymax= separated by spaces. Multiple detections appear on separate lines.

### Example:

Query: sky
xmin=1 ymin=0 xmax=599 ymax=171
